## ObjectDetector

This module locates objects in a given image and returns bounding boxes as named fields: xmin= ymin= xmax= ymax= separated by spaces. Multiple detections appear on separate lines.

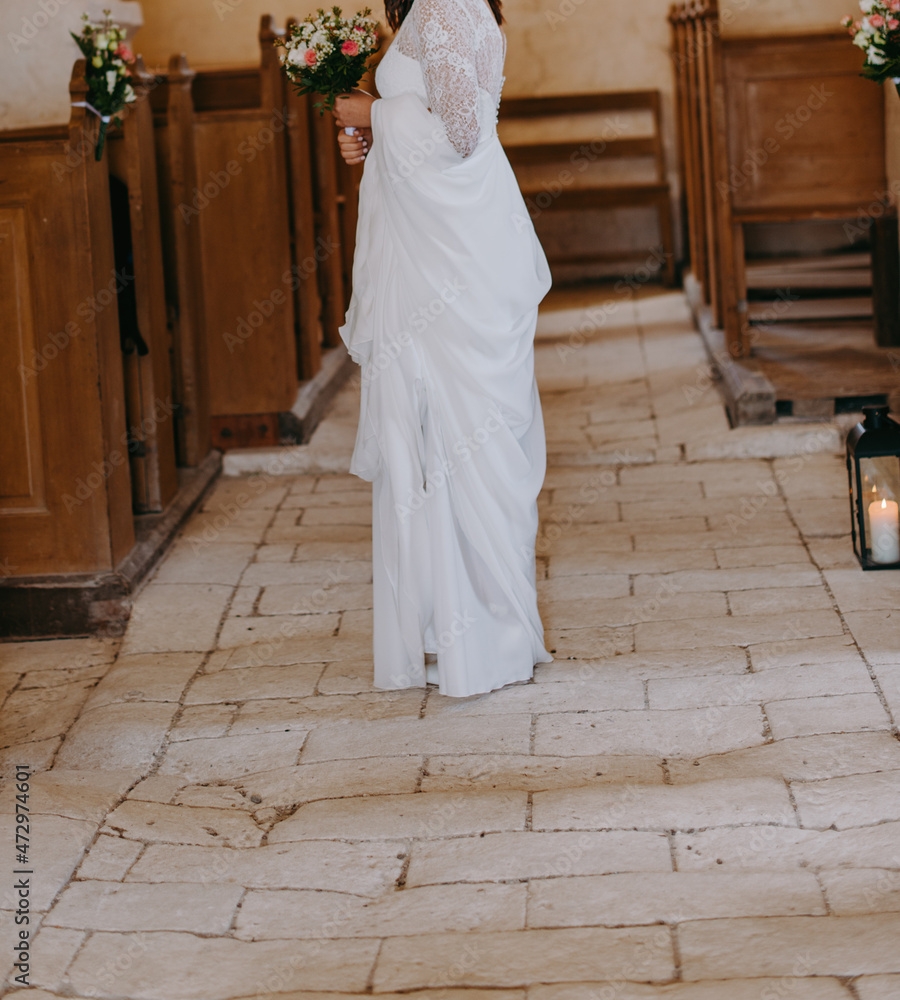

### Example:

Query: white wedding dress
xmin=339 ymin=0 xmax=553 ymax=697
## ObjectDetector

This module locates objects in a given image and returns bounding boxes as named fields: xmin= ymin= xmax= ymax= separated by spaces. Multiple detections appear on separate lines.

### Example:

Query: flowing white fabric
xmin=339 ymin=0 xmax=553 ymax=697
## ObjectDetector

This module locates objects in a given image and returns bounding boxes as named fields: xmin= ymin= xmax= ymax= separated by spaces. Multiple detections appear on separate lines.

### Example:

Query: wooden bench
xmin=106 ymin=57 xmax=179 ymax=512
xmin=177 ymin=40 xmax=299 ymax=450
xmin=0 ymin=19 xmax=364 ymax=631
xmin=670 ymin=0 xmax=736 ymax=341
xmin=670 ymin=0 xmax=895 ymax=356
xmin=149 ymin=54 xmax=213 ymax=466
xmin=165 ymin=17 xmax=362 ymax=449
xmin=723 ymin=32 xmax=892 ymax=346
xmin=499 ymin=91 xmax=676 ymax=285
xmin=0 ymin=63 xmax=141 ymax=593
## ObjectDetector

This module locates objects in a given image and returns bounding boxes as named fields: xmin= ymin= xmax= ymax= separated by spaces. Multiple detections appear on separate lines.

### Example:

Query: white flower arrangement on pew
xmin=70 ymin=9 xmax=136 ymax=160
xmin=277 ymin=6 xmax=379 ymax=116
xmin=842 ymin=0 xmax=900 ymax=93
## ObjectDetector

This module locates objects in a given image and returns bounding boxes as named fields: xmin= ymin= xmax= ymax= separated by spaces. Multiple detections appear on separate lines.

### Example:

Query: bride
xmin=332 ymin=0 xmax=553 ymax=697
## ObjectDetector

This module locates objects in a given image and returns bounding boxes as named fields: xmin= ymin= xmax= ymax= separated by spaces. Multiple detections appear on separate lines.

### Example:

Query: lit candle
xmin=869 ymin=497 xmax=900 ymax=565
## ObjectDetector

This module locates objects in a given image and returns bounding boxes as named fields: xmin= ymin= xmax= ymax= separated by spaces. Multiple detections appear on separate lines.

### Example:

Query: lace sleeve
xmin=412 ymin=0 xmax=480 ymax=158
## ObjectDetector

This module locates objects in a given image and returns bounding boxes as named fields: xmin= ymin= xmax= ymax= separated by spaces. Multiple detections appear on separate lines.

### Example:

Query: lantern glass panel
xmin=859 ymin=455 xmax=900 ymax=565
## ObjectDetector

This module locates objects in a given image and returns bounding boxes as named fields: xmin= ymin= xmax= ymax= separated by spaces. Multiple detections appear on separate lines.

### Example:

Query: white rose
xmin=106 ymin=69 xmax=118 ymax=92
xmin=860 ymin=0 xmax=875 ymax=12
xmin=95 ymin=32 xmax=108 ymax=48
xmin=288 ymin=44 xmax=308 ymax=65
xmin=869 ymin=48 xmax=886 ymax=62
xmin=124 ymin=83 xmax=135 ymax=102
xmin=854 ymin=30 xmax=870 ymax=45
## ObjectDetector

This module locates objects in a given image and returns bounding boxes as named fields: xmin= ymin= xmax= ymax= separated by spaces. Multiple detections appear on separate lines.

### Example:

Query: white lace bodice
xmin=375 ymin=0 xmax=506 ymax=157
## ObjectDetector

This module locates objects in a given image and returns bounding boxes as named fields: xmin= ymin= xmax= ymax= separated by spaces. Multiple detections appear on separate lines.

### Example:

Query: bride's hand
xmin=333 ymin=89 xmax=376 ymax=129
xmin=337 ymin=127 xmax=371 ymax=165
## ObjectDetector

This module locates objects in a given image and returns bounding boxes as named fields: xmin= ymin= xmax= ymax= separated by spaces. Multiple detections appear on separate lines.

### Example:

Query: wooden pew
xmin=499 ymin=91 xmax=676 ymax=285
xmin=107 ymin=57 xmax=179 ymax=512
xmin=0 ymin=63 xmax=135 ymax=589
xmin=150 ymin=55 xmax=213 ymax=467
xmin=260 ymin=16 xmax=324 ymax=380
xmin=670 ymin=0 xmax=892 ymax=356
xmin=148 ymin=18 xmax=358 ymax=450
xmin=669 ymin=0 xmax=740 ymax=343
xmin=184 ymin=42 xmax=300 ymax=450
xmin=723 ymin=32 xmax=889 ymax=346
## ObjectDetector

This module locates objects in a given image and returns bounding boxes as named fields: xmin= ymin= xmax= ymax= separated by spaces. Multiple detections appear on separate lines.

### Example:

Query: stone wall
xmin=3 ymin=0 xmax=882 ymax=265
xmin=0 ymin=0 xmax=143 ymax=130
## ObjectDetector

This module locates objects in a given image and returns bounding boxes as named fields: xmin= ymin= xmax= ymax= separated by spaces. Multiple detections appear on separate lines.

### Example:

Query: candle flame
xmin=883 ymin=498 xmax=888 ymax=509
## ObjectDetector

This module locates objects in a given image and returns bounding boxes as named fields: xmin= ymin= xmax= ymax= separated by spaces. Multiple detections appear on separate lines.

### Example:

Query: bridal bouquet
xmin=278 ymin=7 xmax=379 ymax=114
xmin=842 ymin=0 xmax=900 ymax=89
xmin=71 ymin=10 xmax=136 ymax=160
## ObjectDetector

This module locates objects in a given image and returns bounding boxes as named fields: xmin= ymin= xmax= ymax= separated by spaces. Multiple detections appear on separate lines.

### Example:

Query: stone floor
xmin=2 ymin=286 xmax=900 ymax=1000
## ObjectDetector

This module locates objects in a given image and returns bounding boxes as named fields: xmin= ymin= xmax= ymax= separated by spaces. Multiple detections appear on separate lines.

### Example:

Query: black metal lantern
xmin=847 ymin=405 xmax=900 ymax=570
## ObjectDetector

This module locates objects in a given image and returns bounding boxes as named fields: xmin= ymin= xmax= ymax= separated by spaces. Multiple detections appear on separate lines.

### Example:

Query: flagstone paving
xmin=1 ymin=286 xmax=899 ymax=999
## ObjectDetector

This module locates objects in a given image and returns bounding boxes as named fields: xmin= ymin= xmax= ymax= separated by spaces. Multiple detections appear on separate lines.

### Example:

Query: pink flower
xmin=116 ymin=43 xmax=134 ymax=61
xmin=304 ymin=48 xmax=317 ymax=66
xmin=891 ymin=0 xmax=900 ymax=11
xmin=890 ymin=17 xmax=899 ymax=29
xmin=341 ymin=39 xmax=359 ymax=56
xmin=870 ymin=13 xmax=885 ymax=26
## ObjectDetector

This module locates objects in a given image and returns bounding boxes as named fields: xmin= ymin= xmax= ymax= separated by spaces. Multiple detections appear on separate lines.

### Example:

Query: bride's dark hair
xmin=385 ymin=0 xmax=503 ymax=30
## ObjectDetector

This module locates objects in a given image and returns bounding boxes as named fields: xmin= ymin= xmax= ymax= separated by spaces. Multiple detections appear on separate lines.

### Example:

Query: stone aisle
xmin=2 ymin=287 xmax=900 ymax=1000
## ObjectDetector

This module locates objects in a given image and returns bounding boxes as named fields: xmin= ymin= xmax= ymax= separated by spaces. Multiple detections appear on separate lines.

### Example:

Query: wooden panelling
xmin=261 ymin=16 xmax=323 ymax=380
xmin=77 ymin=82 xmax=135 ymax=570
xmin=0 ymin=64 xmax=135 ymax=575
xmin=0 ymin=208 xmax=45 ymax=511
xmin=192 ymin=112 xmax=297 ymax=414
xmin=211 ymin=412 xmax=279 ymax=450
xmin=500 ymin=91 xmax=676 ymax=284
xmin=153 ymin=55 xmax=212 ymax=468
xmin=190 ymin=38 xmax=298 ymax=417
xmin=283 ymin=78 xmax=324 ymax=378
xmin=108 ymin=58 xmax=179 ymax=513
xmin=669 ymin=5 xmax=888 ymax=357
xmin=723 ymin=35 xmax=884 ymax=215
